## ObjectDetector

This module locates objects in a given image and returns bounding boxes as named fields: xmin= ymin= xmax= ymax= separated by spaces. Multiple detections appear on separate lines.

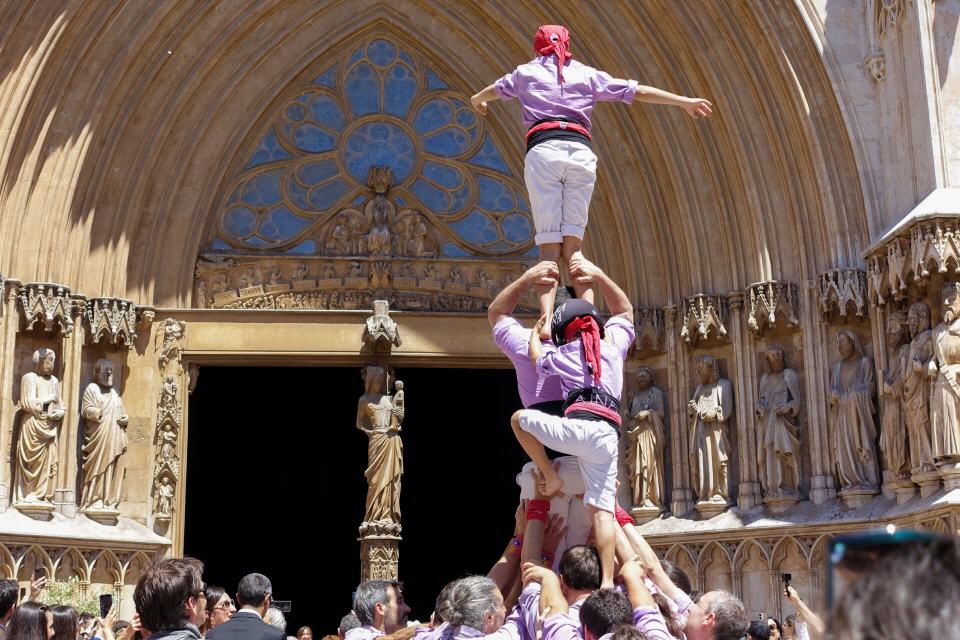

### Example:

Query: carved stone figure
xmin=80 ymin=359 xmax=129 ymax=511
xmin=156 ymin=423 xmax=177 ymax=461
xmin=357 ymin=365 xmax=404 ymax=529
xmin=348 ymin=261 xmax=364 ymax=278
xmin=291 ymin=262 xmax=308 ymax=281
xmin=422 ymin=264 xmax=437 ymax=281
xmin=755 ymin=345 xmax=801 ymax=496
xmin=322 ymin=263 xmax=337 ymax=279
xmin=409 ymin=214 xmax=430 ymax=257
xmin=624 ymin=367 xmax=665 ymax=509
xmin=367 ymin=202 xmax=392 ymax=256
xmin=688 ymin=356 xmax=733 ymax=503
xmin=155 ymin=475 xmax=174 ymax=515
xmin=879 ymin=312 xmax=911 ymax=482
xmin=929 ymin=283 xmax=960 ymax=463
xmin=327 ymin=216 xmax=350 ymax=255
xmin=14 ymin=349 xmax=64 ymax=505
xmin=829 ymin=329 xmax=879 ymax=491
xmin=903 ymin=302 xmax=935 ymax=473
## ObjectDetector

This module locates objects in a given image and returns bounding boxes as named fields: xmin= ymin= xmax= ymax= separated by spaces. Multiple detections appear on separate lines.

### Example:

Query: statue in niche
xmin=348 ymin=215 xmax=365 ymax=255
xmin=755 ymin=344 xmax=801 ymax=496
xmin=903 ymin=302 xmax=935 ymax=473
xmin=423 ymin=264 xmax=438 ymax=281
xmin=80 ymin=359 xmax=129 ymax=511
xmin=367 ymin=201 xmax=392 ymax=256
xmin=688 ymin=355 xmax=733 ymax=503
xmin=409 ymin=214 xmax=431 ymax=257
xmin=321 ymin=263 xmax=337 ymax=279
xmin=327 ymin=214 xmax=350 ymax=255
xmin=357 ymin=365 xmax=404 ymax=529
xmin=156 ymin=422 xmax=177 ymax=461
xmin=291 ymin=262 xmax=308 ymax=281
xmin=929 ymin=283 xmax=960 ymax=463
xmin=155 ymin=475 xmax=174 ymax=516
xmin=624 ymin=366 xmax=665 ymax=509
xmin=265 ymin=263 xmax=282 ymax=285
xmin=879 ymin=312 xmax=910 ymax=482
xmin=348 ymin=261 xmax=364 ymax=278
xmin=13 ymin=348 xmax=64 ymax=505
xmin=829 ymin=329 xmax=879 ymax=491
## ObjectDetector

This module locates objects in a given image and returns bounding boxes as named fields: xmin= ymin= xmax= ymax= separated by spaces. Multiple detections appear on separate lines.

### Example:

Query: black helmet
xmin=551 ymin=298 xmax=604 ymax=346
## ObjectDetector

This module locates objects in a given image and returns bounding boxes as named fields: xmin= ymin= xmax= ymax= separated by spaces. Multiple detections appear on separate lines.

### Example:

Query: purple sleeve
xmin=535 ymin=344 xmax=561 ymax=377
xmin=485 ymin=604 xmax=525 ymax=640
xmin=493 ymin=317 xmax=528 ymax=360
xmin=516 ymin=584 xmax=541 ymax=640
xmin=494 ymin=69 xmax=520 ymax=99
xmin=592 ymin=69 xmax=638 ymax=103
xmin=542 ymin=615 xmax=582 ymax=640
xmin=672 ymin=591 xmax=694 ymax=619
xmin=604 ymin=316 xmax=636 ymax=359
xmin=632 ymin=607 xmax=674 ymax=640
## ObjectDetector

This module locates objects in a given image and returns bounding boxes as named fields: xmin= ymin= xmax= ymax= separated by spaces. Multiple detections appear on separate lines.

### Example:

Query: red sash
xmin=526 ymin=120 xmax=592 ymax=142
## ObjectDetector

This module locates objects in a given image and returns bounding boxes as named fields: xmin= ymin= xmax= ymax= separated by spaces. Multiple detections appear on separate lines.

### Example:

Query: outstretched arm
xmin=488 ymin=261 xmax=559 ymax=327
xmin=471 ymin=84 xmax=501 ymax=116
xmin=488 ymin=499 xmax=528 ymax=592
xmin=786 ymin=586 xmax=825 ymax=638
xmin=634 ymin=86 xmax=713 ymax=119
xmin=569 ymin=256 xmax=632 ymax=320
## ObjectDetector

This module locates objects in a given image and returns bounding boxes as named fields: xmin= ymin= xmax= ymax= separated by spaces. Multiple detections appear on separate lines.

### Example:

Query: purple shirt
xmin=493 ymin=57 xmax=638 ymax=132
xmin=517 ymin=584 xmax=587 ymax=640
xmin=344 ymin=627 xmax=384 ymax=640
xmin=631 ymin=606 xmax=674 ymax=640
xmin=536 ymin=316 xmax=635 ymax=399
xmin=542 ymin=614 xmax=582 ymax=640
xmin=493 ymin=317 xmax=564 ymax=407
xmin=444 ymin=605 xmax=525 ymax=640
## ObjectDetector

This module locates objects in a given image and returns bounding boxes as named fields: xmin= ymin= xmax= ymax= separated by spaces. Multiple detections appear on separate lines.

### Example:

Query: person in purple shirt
xmin=471 ymin=24 xmax=712 ymax=333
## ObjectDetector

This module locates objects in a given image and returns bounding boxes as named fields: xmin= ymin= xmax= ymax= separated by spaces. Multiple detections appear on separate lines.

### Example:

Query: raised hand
xmin=682 ymin=98 xmax=713 ymax=119
xmin=524 ymin=261 xmax=560 ymax=287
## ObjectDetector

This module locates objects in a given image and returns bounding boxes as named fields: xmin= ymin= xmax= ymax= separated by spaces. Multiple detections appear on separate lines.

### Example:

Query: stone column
xmin=665 ymin=306 xmax=694 ymax=515
xmin=0 ymin=279 xmax=21 ymax=511
xmin=55 ymin=296 xmax=86 ymax=517
xmin=799 ymin=284 xmax=835 ymax=504
xmin=728 ymin=294 xmax=761 ymax=509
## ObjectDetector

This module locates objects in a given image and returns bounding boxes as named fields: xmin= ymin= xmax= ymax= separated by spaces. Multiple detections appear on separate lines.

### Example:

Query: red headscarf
xmin=563 ymin=316 xmax=602 ymax=385
xmin=533 ymin=25 xmax=572 ymax=83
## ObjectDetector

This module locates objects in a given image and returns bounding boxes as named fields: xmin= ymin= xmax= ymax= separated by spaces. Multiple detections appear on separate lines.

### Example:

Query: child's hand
xmin=524 ymin=261 xmax=560 ymax=286
xmin=682 ymin=97 xmax=713 ymax=119
xmin=471 ymin=94 xmax=488 ymax=116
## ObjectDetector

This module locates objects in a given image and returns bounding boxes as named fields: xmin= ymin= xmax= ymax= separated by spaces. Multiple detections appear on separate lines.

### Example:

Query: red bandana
xmin=563 ymin=316 xmax=602 ymax=385
xmin=533 ymin=25 xmax=572 ymax=83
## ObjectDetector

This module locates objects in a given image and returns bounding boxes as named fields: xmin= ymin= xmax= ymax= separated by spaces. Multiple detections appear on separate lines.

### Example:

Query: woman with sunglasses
xmin=202 ymin=586 xmax=235 ymax=636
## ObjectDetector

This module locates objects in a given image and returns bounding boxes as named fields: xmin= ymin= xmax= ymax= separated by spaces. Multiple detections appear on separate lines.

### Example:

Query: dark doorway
xmin=185 ymin=365 xmax=526 ymax=634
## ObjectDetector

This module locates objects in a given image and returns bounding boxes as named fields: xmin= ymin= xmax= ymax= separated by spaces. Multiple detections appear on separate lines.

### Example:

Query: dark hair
xmin=112 ymin=621 xmax=130 ymax=637
xmin=134 ymin=557 xmax=204 ymax=632
xmin=433 ymin=581 xmax=456 ymax=624
xmin=748 ymin=619 xmax=771 ymax=640
xmin=651 ymin=592 xmax=684 ymax=639
xmin=660 ymin=560 xmax=692 ymax=595
xmin=768 ymin=618 xmax=783 ymax=637
xmin=50 ymin=605 xmax=78 ymax=640
xmin=78 ymin=613 xmax=94 ymax=625
xmin=7 ymin=601 xmax=49 ymax=640
xmin=337 ymin=614 xmax=359 ymax=635
xmin=578 ymin=589 xmax=632 ymax=639
xmin=609 ymin=625 xmax=643 ymax=640
xmin=204 ymin=586 xmax=226 ymax=615
xmin=236 ymin=574 xmax=272 ymax=608
xmin=559 ymin=546 xmax=600 ymax=592
xmin=0 ymin=579 xmax=18 ymax=619
xmin=297 ymin=626 xmax=314 ymax=639
xmin=353 ymin=580 xmax=397 ymax=626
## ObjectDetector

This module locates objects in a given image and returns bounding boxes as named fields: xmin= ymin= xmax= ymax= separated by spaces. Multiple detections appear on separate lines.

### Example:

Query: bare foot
xmin=542 ymin=474 xmax=565 ymax=498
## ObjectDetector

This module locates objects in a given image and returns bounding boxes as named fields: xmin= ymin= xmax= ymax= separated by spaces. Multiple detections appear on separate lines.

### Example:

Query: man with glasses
xmin=206 ymin=574 xmax=285 ymax=640
xmin=134 ymin=557 xmax=207 ymax=640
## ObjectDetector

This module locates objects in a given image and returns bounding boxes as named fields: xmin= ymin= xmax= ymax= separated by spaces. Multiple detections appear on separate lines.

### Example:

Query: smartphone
xmin=33 ymin=567 xmax=46 ymax=581
xmin=99 ymin=594 xmax=113 ymax=619
xmin=272 ymin=599 xmax=291 ymax=613
xmin=781 ymin=572 xmax=792 ymax=593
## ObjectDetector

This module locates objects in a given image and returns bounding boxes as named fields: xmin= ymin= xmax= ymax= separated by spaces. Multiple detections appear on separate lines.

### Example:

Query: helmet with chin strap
xmin=551 ymin=298 xmax=604 ymax=346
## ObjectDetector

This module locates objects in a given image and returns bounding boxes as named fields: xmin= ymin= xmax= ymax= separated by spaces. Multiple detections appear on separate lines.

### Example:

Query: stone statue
xmin=755 ymin=344 xmax=802 ymax=496
xmin=322 ymin=263 xmax=337 ymax=279
xmin=367 ymin=202 xmax=391 ymax=256
xmin=903 ymin=302 xmax=935 ymax=473
xmin=929 ymin=283 xmax=960 ymax=463
xmin=155 ymin=475 xmax=174 ymax=515
xmin=327 ymin=215 xmax=349 ymax=255
xmin=357 ymin=365 xmax=404 ymax=529
xmin=156 ymin=423 xmax=177 ymax=461
xmin=409 ymin=214 xmax=430 ymax=257
xmin=688 ymin=355 xmax=733 ymax=503
xmin=829 ymin=329 xmax=879 ymax=491
xmin=291 ymin=262 xmax=308 ymax=281
xmin=879 ymin=312 xmax=911 ymax=482
xmin=624 ymin=366 xmax=665 ymax=509
xmin=13 ymin=348 xmax=64 ymax=505
xmin=80 ymin=359 xmax=129 ymax=511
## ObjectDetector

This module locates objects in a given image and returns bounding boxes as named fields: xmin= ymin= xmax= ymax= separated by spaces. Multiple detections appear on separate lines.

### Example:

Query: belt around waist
xmin=562 ymin=387 xmax=622 ymax=428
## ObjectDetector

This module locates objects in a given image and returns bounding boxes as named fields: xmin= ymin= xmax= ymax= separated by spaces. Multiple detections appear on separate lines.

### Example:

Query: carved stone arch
xmin=771 ymin=536 xmax=810 ymax=569
xmin=53 ymin=547 xmax=89 ymax=582
xmin=91 ymin=549 xmax=122 ymax=586
xmin=16 ymin=546 xmax=53 ymax=581
xmin=664 ymin=544 xmax=698 ymax=593
xmin=733 ymin=539 xmax=771 ymax=572
xmin=122 ymin=552 xmax=153 ymax=586
xmin=698 ymin=542 xmax=734 ymax=595
xmin=920 ymin=518 xmax=951 ymax=535
xmin=0 ymin=545 xmax=15 ymax=579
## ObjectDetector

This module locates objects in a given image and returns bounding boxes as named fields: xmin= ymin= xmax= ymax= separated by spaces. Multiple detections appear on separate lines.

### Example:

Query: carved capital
xmin=18 ymin=283 xmax=74 ymax=335
xmin=137 ymin=307 xmax=156 ymax=330
xmin=84 ymin=298 xmax=138 ymax=349
xmin=362 ymin=300 xmax=401 ymax=349
xmin=744 ymin=281 xmax=799 ymax=335
xmin=359 ymin=537 xmax=400 ymax=581
xmin=633 ymin=307 xmax=665 ymax=355
xmin=679 ymin=294 xmax=729 ymax=346
xmin=864 ymin=51 xmax=886 ymax=82
xmin=816 ymin=269 xmax=868 ymax=322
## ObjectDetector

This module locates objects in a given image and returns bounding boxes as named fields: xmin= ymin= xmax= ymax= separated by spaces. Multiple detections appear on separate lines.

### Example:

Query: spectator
xmin=7 ymin=601 xmax=54 ymax=640
xmin=49 ymin=606 xmax=78 ymax=640
xmin=766 ymin=618 xmax=782 ymax=639
xmin=78 ymin=615 xmax=94 ymax=640
xmin=0 ymin=579 xmax=18 ymax=632
xmin=334 ymin=616 xmax=354 ymax=640
xmin=349 ymin=581 xmax=409 ymax=640
xmin=205 ymin=574 xmax=283 ymax=640
xmin=783 ymin=588 xmax=821 ymax=640
xmin=133 ymin=557 xmax=206 ymax=640
xmin=262 ymin=609 xmax=291 ymax=640
xmin=295 ymin=628 xmax=313 ymax=640
xmin=202 ymin=587 xmax=235 ymax=635
xmin=112 ymin=622 xmax=130 ymax=639
xmin=747 ymin=620 xmax=770 ymax=640
xmin=444 ymin=577 xmax=508 ymax=636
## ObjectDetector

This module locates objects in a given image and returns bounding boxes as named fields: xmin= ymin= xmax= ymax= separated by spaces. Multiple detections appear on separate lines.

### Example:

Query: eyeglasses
xmin=214 ymin=600 xmax=235 ymax=611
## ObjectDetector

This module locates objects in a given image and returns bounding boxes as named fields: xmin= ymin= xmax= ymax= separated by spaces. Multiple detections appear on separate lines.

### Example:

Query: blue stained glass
xmin=442 ymin=242 xmax=470 ymax=257
xmin=450 ymin=184 xmax=471 ymax=212
xmin=260 ymin=206 xmax=310 ymax=241
xmin=517 ymin=192 xmax=530 ymax=212
xmin=384 ymin=64 xmax=416 ymax=118
xmin=242 ymin=170 xmax=282 ymax=206
xmin=523 ymin=246 xmax=540 ymax=257
xmin=477 ymin=175 xmax=515 ymax=211
xmin=224 ymin=207 xmax=256 ymax=238
xmin=466 ymin=135 xmax=509 ymax=173
xmin=345 ymin=62 xmax=380 ymax=117
xmin=413 ymin=99 xmax=453 ymax=134
xmin=501 ymin=213 xmax=533 ymax=243
xmin=245 ymin=131 xmax=292 ymax=169
xmin=456 ymin=109 xmax=476 ymax=128
xmin=411 ymin=179 xmax=450 ymax=213
xmin=286 ymin=103 xmax=306 ymax=121
xmin=399 ymin=50 xmax=414 ymax=65
xmin=297 ymin=159 xmax=338 ymax=185
xmin=395 ymin=196 xmax=406 ymax=206
xmin=422 ymin=161 xmax=464 ymax=189
xmin=353 ymin=195 xmax=367 ymax=205
xmin=211 ymin=238 xmax=231 ymax=251
xmin=293 ymin=124 xmax=337 ymax=152
xmin=309 ymin=95 xmax=346 ymax=131
xmin=367 ymin=39 xmax=397 ymax=66
xmin=308 ymin=178 xmax=351 ymax=209
xmin=288 ymin=179 xmax=310 ymax=210
xmin=486 ymin=240 xmax=515 ymax=253
xmin=426 ymin=68 xmax=447 ymax=90
xmin=450 ymin=210 xmax=499 ymax=244
xmin=312 ymin=64 xmax=336 ymax=87
xmin=343 ymin=122 xmax=415 ymax=183
xmin=227 ymin=186 xmax=242 ymax=205
xmin=424 ymin=128 xmax=470 ymax=156
xmin=289 ymin=239 xmax=317 ymax=254
xmin=348 ymin=47 xmax=363 ymax=65
xmin=247 ymin=236 xmax=270 ymax=247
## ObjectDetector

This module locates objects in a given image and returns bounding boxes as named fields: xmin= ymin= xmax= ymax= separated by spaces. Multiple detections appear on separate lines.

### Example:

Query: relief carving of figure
xmin=14 ymin=349 xmax=64 ymax=504
xmin=423 ymin=264 xmax=437 ymax=281
xmin=929 ymin=284 xmax=960 ymax=463
xmin=755 ymin=345 xmax=801 ymax=496
xmin=348 ymin=215 xmax=365 ymax=255
xmin=449 ymin=266 xmax=466 ymax=285
xmin=80 ymin=359 xmax=129 ymax=511
xmin=348 ymin=261 xmax=364 ymax=278
xmin=409 ymin=214 xmax=430 ymax=257
xmin=156 ymin=423 xmax=177 ymax=461
xmin=367 ymin=202 xmax=392 ymax=256
xmin=688 ymin=355 xmax=733 ymax=503
xmin=357 ymin=366 xmax=404 ymax=526
xmin=879 ymin=312 xmax=910 ymax=481
xmin=321 ymin=263 xmax=337 ymax=279
xmin=903 ymin=302 xmax=935 ymax=473
xmin=624 ymin=367 xmax=665 ymax=509
xmin=155 ymin=475 xmax=174 ymax=516
xmin=237 ymin=266 xmax=258 ymax=288
xmin=327 ymin=215 xmax=350 ymax=255
xmin=265 ymin=263 xmax=282 ymax=284
xmin=829 ymin=329 xmax=879 ymax=490
xmin=291 ymin=263 xmax=308 ymax=281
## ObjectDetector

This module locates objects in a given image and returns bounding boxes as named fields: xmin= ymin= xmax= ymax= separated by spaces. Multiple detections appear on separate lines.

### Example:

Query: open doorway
xmin=185 ymin=365 xmax=527 ymax=633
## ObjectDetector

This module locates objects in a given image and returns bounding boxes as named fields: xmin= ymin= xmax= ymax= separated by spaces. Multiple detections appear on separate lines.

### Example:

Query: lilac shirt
xmin=631 ymin=606 xmax=674 ymax=640
xmin=536 ymin=316 xmax=635 ymax=399
xmin=344 ymin=627 xmax=384 ymax=640
xmin=443 ymin=605 xmax=526 ymax=640
xmin=493 ymin=57 xmax=639 ymax=132
xmin=517 ymin=583 xmax=586 ymax=640
xmin=493 ymin=317 xmax=564 ymax=407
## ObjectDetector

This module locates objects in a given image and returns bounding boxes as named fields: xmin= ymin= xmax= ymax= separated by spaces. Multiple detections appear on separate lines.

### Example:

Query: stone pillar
xmin=55 ymin=297 xmax=86 ymax=517
xmin=359 ymin=536 xmax=400 ymax=581
xmin=799 ymin=285 xmax=835 ymax=504
xmin=728 ymin=294 xmax=761 ymax=509
xmin=0 ymin=279 xmax=20 ymax=511
xmin=665 ymin=306 xmax=694 ymax=515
